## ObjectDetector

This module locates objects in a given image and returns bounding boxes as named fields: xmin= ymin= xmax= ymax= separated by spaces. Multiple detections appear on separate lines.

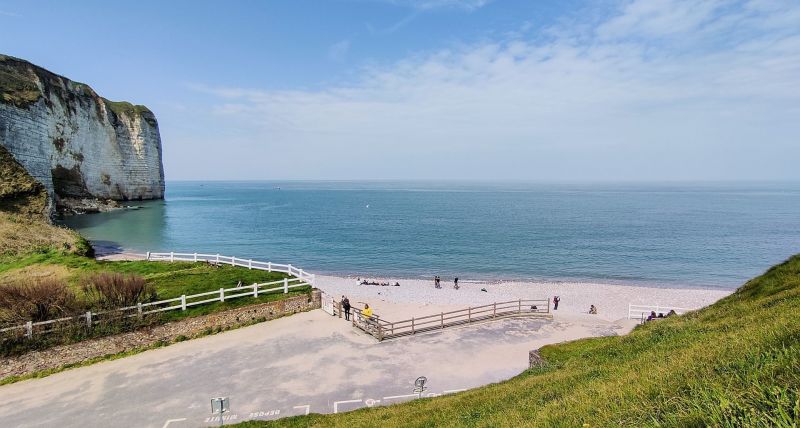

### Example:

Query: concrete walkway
xmin=0 ymin=309 xmax=632 ymax=427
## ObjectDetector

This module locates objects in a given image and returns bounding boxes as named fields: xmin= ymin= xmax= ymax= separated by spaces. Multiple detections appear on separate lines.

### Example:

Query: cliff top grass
xmin=103 ymin=99 xmax=153 ymax=118
xmin=1 ymin=53 xmax=153 ymax=117
xmin=236 ymin=256 xmax=800 ymax=427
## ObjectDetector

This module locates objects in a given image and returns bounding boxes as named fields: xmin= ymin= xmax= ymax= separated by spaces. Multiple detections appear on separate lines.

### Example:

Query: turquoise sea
xmin=61 ymin=181 xmax=800 ymax=289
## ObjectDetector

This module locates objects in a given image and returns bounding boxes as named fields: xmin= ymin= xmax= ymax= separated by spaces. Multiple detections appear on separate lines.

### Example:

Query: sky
xmin=1 ymin=0 xmax=799 ymax=181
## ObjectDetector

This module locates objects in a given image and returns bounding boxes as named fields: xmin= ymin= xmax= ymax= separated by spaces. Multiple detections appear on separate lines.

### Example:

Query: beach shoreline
xmin=91 ymin=242 xmax=734 ymax=321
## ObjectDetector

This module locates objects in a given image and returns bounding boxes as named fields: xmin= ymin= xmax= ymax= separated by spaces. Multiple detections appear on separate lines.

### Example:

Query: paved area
xmin=0 ymin=310 xmax=631 ymax=427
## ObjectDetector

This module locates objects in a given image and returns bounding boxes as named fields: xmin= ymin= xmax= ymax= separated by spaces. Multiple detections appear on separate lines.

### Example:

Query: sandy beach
xmin=314 ymin=274 xmax=733 ymax=322
xmin=99 ymin=248 xmax=734 ymax=321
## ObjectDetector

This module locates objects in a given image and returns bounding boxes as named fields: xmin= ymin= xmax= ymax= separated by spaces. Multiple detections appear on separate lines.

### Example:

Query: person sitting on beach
xmin=394 ymin=282 xmax=400 ymax=287
xmin=589 ymin=305 xmax=597 ymax=315
xmin=658 ymin=313 xmax=665 ymax=318
xmin=480 ymin=288 xmax=487 ymax=292
xmin=667 ymin=309 xmax=677 ymax=317
xmin=647 ymin=311 xmax=657 ymax=321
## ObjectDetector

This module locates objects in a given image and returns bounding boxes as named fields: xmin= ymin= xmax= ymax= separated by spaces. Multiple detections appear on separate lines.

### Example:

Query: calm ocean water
xmin=61 ymin=181 xmax=800 ymax=289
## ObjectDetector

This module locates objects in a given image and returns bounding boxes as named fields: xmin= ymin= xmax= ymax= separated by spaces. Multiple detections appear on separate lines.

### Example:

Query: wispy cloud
xmin=328 ymin=39 xmax=351 ymax=62
xmin=370 ymin=0 xmax=493 ymax=12
xmin=194 ymin=0 xmax=800 ymax=180
xmin=0 ymin=9 xmax=20 ymax=17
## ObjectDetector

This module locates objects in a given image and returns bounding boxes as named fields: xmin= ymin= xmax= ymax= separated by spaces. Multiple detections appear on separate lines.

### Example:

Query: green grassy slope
xmin=238 ymin=256 xmax=800 ymax=428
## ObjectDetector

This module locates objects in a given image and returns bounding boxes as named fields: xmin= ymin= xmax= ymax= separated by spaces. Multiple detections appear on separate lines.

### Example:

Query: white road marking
xmin=443 ymin=388 xmax=467 ymax=394
xmin=383 ymin=394 xmax=417 ymax=400
xmin=293 ymin=405 xmax=310 ymax=415
xmin=333 ymin=399 xmax=362 ymax=413
xmin=162 ymin=418 xmax=187 ymax=428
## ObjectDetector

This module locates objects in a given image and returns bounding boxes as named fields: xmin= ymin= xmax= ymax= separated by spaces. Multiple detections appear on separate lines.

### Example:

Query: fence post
xmin=253 ymin=283 xmax=258 ymax=298
xmin=194 ymin=253 xmax=198 ymax=262
xmin=232 ymin=256 xmax=236 ymax=266
xmin=519 ymin=299 xmax=522 ymax=314
xmin=146 ymin=251 xmax=151 ymax=261
xmin=181 ymin=295 xmax=187 ymax=310
xmin=288 ymin=264 xmax=293 ymax=275
xmin=378 ymin=322 xmax=383 ymax=341
xmin=85 ymin=311 xmax=92 ymax=328
xmin=25 ymin=321 xmax=32 ymax=339
xmin=137 ymin=302 xmax=143 ymax=318
xmin=220 ymin=288 xmax=225 ymax=302
xmin=248 ymin=259 xmax=252 ymax=270
xmin=441 ymin=312 xmax=444 ymax=329
xmin=468 ymin=307 xmax=471 ymax=323
xmin=311 ymin=274 xmax=316 ymax=286
xmin=493 ymin=302 xmax=497 ymax=318
xmin=337 ymin=301 xmax=342 ymax=318
xmin=548 ymin=298 xmax=551 ymax=313
xmin=412 ymin=317 xmax=415 ymax=334
xmin=216 ymin=254 xmax=220 ymax=263
xmin=284 ymin=278 xmax=289 ymax=293
xmin=170 ymin=251 xmax=174 ymax=262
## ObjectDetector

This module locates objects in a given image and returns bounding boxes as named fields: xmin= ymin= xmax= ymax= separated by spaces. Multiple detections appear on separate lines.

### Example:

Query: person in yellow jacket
xmin=361 ymin=304 xmax=373 ymax=319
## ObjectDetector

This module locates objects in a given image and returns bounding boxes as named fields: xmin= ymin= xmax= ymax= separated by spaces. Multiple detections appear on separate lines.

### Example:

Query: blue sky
xmin=1 ymin=0 xmax=799 ymax=181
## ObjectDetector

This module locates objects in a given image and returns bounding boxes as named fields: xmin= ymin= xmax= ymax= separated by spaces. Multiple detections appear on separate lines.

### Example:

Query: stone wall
xmin=0 ymin=54 xmax=164 ymax=215
xmin=0 ymin=290 xmax=322 ymax=380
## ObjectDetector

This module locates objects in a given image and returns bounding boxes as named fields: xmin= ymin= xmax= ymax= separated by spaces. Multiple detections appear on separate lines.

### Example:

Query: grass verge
xmin=234 ymin=255 xmax=800 ymax=428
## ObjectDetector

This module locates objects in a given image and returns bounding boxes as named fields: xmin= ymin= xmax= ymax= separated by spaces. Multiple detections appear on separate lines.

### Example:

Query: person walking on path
xmin=454 ymin=277 xmax=459 ymax=290
xmin=342 ymin=296 xmax=351 ymax=321
xmin=553 ymin=296 xmax=560 ymax=310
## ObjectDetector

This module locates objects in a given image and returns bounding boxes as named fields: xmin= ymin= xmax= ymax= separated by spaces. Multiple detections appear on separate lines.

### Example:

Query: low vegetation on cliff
xmin=238 ymin=257 xmax=800 ymax=427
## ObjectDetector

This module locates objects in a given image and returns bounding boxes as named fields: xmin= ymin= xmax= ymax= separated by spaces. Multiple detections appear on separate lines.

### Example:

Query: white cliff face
xmin=0 ymin=55 xmax=165 ymax=215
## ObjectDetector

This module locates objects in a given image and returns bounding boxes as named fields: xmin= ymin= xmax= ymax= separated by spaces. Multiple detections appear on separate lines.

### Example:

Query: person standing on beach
xmin=454 ymin=277 xmax=459 ymax=289
xmin=553 ymin=296 xmax=560 ymax=310
xmin=342 ymin=296 xmax=351 ymax=321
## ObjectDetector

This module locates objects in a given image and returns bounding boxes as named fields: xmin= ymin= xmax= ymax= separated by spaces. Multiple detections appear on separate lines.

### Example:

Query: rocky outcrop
xmin=0 ymin=54 xmax=164 ymax=216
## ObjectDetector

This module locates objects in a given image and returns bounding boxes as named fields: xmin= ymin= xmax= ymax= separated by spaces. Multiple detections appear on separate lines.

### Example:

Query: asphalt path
xmin=0 ymin=310 xmax=628 ymax=427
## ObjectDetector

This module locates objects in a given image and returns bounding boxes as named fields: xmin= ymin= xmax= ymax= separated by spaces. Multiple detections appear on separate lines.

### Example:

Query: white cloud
xmin=192 ymin=0 xmax=800 ymax=180
xmin=368 ymin=0 xmax=492 ymax=11
xmin=328 ymin=39 xmax=351 ymax=62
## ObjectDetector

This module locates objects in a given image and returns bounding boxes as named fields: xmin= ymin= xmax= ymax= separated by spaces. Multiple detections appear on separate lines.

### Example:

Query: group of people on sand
xmin=357 ymin=277 xmax=400 ymax=287
xmin=434 ymin=275 xmax=459 ymax=289
xmin=646 ymin=309 xmax=677 ymax=321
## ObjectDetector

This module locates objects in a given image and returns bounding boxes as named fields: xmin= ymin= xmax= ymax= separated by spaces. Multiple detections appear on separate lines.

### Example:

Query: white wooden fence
xmin=145 ymin=252 xmax=315 ymax=285
xmin=628 ymin=303 xmax=690 ymax=322
xmin=1 ymin=253 xmax=315 ymax=339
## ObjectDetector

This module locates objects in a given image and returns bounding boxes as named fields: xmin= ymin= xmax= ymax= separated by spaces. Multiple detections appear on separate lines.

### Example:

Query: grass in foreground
xmin=236 ymin=256 xmax=800 ymax=428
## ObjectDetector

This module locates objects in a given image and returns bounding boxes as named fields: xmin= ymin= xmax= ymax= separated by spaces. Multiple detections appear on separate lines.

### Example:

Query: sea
xmin=60 ymin=181 xmax=800 ymax=289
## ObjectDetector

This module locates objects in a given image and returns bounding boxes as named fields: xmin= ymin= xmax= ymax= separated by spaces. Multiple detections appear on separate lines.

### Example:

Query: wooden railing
xmin=332 ymin=298 xmax=551 ymax=341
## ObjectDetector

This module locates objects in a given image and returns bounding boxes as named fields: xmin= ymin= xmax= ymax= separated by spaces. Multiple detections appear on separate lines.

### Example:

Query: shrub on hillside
xmin=82 ymin=272 xmax=157 ymax=309
xmin=0 ymin=278 xmax=79 ymax=323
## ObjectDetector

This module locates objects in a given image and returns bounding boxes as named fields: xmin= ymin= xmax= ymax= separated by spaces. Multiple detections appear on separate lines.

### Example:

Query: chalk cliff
xmin=0 ymin=54 xmax=164 ymax=217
